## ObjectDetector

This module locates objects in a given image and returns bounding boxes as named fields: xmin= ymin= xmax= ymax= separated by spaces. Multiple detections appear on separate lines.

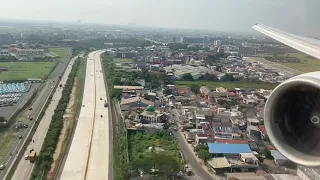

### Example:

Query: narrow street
xmin=170 ymin=108 xmax=219 ymax=180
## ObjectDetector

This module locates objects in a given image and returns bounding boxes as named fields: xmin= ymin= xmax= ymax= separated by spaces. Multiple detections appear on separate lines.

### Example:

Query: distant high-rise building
xmin=172 ymin=37 xmax=181 ymax=43
xmin=214 ymin=40 xmax=221 ymax=47
xmin=204 ymin=35 xmax=208 ymax=43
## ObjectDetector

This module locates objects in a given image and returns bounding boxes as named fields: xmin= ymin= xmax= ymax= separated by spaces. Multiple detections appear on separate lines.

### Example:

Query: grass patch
xmin=0 ymin=62 xmax=56 ymax=81
xmin=113 ymin=58 xmax=134 ymax=63
xmin=174 ymin=81 xmax=278 ymax=90
xmin=278 ymin=53 xmax=320 ymax=72
xmin=128 ymin=130 xmax=184 ymax=169
xmin=259 ymin=53 xmax=320 ymax=72
xmin=74 ymin=58 xmax=86 ymax=110
xmin=49 ymin=48 xmax=69 ymax=60
xmin=0 ymin=128 xmax=18 ymax=162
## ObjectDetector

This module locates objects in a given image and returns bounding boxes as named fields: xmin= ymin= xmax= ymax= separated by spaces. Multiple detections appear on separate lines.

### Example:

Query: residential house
xmin=195 ymin=133 xmax=208 ymax=145
xmin=207 ymin=91 xmax=228 ymax=101
xmin=247 ymin=118 xmax=260 ymax=126
xmin=297 ymin=165 xmax=320 ymax=180
xmin=270 ymin=150 xmax=289 ymax=166
xmin=247 ymin=125 xmax=262 ymax=140
xmin=200 ymin=86 xmax=210 ymax=96
xmin=226 ymin=173 xmax=267 ymax=180
xmin=120 ymin=96 xmax=154 ymax=111
xmin=207 ymin=153 xmax=260 ymax=175
xmin=207 ymin=143 xmax=252 ymax=157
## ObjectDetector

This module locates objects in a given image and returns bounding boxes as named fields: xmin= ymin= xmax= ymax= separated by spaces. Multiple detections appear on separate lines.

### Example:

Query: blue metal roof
xmin=207 ymin=143 xmax=251 ymax=154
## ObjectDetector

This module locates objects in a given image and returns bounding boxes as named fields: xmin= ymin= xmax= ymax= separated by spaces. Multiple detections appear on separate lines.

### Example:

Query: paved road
xmin=61 ymin=50 xmax=110 ymax=180
xmin=244 ymin=57 xmax=302 ymax=75
xmin=0 ymin=48 xmax=72 ymax=180
xmin=11 ymin=55 xmax=78 ymax=180
xmin=171 ymin=108 xmax=218 ymax=180
xmin=86 ymin=51 xmax=110 ymax=180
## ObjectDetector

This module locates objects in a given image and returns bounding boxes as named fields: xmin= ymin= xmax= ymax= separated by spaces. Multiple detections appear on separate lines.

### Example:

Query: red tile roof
xmin=215 ymin=139 xmax=248 ymax=144
xmin=268 ymin=145 xmax=276 ymax=150
xmin=258 ymin=125 xmax=267 ymax=136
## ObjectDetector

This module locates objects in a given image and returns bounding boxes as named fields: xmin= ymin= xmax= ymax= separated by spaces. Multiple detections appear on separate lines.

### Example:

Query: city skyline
xmin=1 ymin=0 xmax=320 ymax=36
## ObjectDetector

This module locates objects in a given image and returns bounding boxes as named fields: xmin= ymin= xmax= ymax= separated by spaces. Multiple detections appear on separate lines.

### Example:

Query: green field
xmin=260 ymin=53 xmax=320 ymax=73
xmin=49 ymin=48 xmax=69 ymax=60
xmin=113 ymin=58 xmax=134 ymax=63
xmin=128 ymin=131 xmax=183 ymax=172
xmin=175 ymin=81 xmax=278 ymax=90
xmin=0 ymin=128 xmax=19 ymax=163
xmin=278 ymin=53 xmax=320 ymax=72
xmin=0 ymin=62 xmax=56 ymax=81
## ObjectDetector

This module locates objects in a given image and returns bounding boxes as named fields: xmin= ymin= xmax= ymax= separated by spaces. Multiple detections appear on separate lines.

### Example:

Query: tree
xmin=195 ymin=144 xmax=211 ymax=161
xmin=163 ymin=88 xmax=172 ymax=95
xmin=182 ymin=73 xmax=193 ymax=81
xmin=202 ymin=73 xmax=218 ymax=81
xmin=189 ymin=84 xmax=200 ymax=94
xmin=262 ymin=148 xmax=273 ymax=160
xmin=220 ymin=74 xmax=235 ymax=82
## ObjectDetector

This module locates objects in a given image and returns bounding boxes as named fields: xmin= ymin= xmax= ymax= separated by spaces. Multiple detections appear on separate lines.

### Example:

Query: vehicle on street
xmin=104 ymin=100 xmax=108 ymax=107
xmin=24 ymin=155 xmax=29 ymax=160
xmin=24 ymin=124 xmax=28 ymax=128
xmin=184 ymin=164 xmax=192 ymax=176
xmin=18 ymin=135 xmax=23 ymax=139
xmin=29 ymin=117 xmax=33 ymax=120
xmin=28 ymin=107 xmax=32 ymax=110
xmin=0 ymin=164 xmax=5 ymax=170
xmin=29 ymin=150 xmax=37 ymax=163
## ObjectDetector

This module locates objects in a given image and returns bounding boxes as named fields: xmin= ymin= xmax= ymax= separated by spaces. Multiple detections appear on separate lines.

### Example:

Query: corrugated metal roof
xmin=270 ymin=150 xmax=287 ymax=160
xmin=207 ymin=157 xmax=231 ymax=168
xmin=207 ymin=143 xmax=251 ymax=154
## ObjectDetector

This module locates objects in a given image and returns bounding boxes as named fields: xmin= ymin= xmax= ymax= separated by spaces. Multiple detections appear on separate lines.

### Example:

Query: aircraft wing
xmin=252 ymin=23 xmax=320 ymax=60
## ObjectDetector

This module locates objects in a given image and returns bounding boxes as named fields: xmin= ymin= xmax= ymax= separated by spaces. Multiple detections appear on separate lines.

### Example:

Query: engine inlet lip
xmin=264 ymin=76 xmax=320 ymax=167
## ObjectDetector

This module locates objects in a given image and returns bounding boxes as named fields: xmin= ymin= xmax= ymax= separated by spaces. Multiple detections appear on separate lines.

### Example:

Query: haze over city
xmin=1 ymin=0 xmax=320 ymax=36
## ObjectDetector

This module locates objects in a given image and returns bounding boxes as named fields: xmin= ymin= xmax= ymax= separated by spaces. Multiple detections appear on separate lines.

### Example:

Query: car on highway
xmin=24 ymin=155 xmax=29 ymax=160
xmin=28 ymin=107 xmax=33 ymax=110
xmin=0 ymin=164 xmax=5 ymax=170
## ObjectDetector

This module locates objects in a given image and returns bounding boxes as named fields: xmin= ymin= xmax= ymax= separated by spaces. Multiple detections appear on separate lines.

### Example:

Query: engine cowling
xmin=265 ymin=71 xmax=320 ymax=167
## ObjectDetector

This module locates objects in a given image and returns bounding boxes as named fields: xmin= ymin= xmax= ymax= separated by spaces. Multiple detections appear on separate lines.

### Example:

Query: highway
xmin=86 ymin=51 xmax=110 ymax=180
xmin=11 ymin=55 xmax=78 ymax=180
xmin=60 ymin=50 xmax=111 ymax=180
xmin=0 ymin=48 xmax=72 ymax=180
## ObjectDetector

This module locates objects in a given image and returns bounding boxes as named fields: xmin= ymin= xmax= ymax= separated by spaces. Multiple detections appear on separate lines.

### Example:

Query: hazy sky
xmin=1 ymin=0 xmax=320 ymax=35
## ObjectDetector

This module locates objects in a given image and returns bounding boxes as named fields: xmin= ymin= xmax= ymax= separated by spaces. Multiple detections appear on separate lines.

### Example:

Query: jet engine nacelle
xmin=265 ymin=71 xmax=320 ymax=167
